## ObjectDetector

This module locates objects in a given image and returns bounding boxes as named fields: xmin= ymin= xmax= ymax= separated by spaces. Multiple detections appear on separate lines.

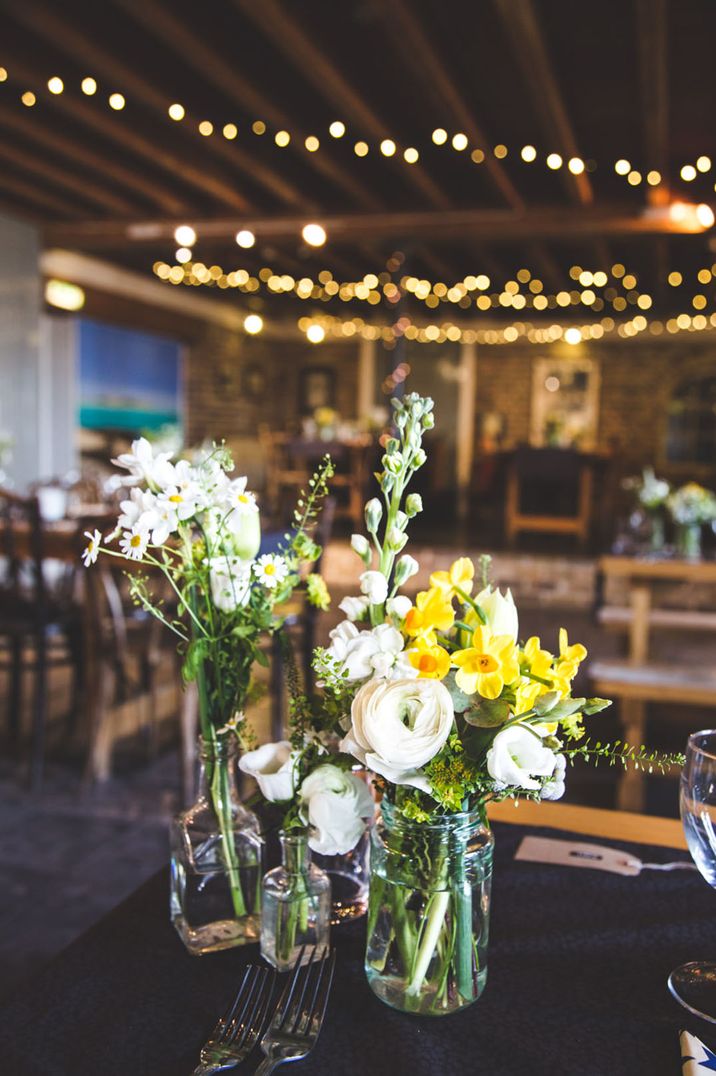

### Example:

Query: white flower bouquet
xmin=82 ymin=437 xmax=333 ymax=925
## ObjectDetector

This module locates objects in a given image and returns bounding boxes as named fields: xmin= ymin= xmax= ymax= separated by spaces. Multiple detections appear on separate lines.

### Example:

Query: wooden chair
xmin=0 ymin=488 xmax=83 ymax=789
xmin=258 ymin=427 xmax=310 ymax=521
xmin=505 ymin=446 xmax=593 ymax=549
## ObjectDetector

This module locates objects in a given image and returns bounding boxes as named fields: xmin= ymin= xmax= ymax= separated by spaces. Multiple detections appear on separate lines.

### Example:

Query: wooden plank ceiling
xmin=0 ymin=0 xmax=715 ymax=324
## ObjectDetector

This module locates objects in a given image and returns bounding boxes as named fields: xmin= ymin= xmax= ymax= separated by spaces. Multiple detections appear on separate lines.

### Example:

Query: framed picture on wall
xmin=530 ymin=356 xmax=600 ymax=450
xmin=299 ymin=365 xmax=336 ymax=413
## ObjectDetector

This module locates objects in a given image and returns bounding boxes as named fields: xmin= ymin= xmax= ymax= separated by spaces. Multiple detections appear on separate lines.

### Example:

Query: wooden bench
xmin=598 ymin=606 xmax=716 ymax=633
xmin=589 ymin=658 xmax=716 ymax=811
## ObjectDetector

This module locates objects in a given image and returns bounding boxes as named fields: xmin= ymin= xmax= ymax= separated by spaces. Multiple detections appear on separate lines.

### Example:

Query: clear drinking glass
xmin=668 ymin=729 xmax=716 ymax=1021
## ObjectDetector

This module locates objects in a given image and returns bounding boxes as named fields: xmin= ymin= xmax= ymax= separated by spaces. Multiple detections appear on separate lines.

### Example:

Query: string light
xmin=108 ymin=93 xmax=125 ymax=110
xmin=329 ymin=121 xmax=345 ymax=138
xmin=354 ymin=140 xmax=368 ymax=157
xmin=404 ymin=147 xmax=419 ymax=164
xmin=380 ymin=139 xmax=396 ymax=156
xmin=681 ymin=164 xmax=697 ymax=181
xmin=175 ymin=247 xmax=192 ymax=264
xmin=275 ymin=129 xmax=290 ymax=147
xmin=81 ymin=77 xmax=97 ymax=95
xmin=0 ymin=68 xmax=7 ymax=82
xmin=546 ymin=153 xmax=562 ymax=169
xmin=252 ymin=120 xmax=266 ymax=135
xmin=168 ymin=103 xmax=185 ymax=121
xmin=521 ymin=145 xmax=537 ymax=162
xmin=305 ymin=135 xmax=320 ymax=152
xmin=302 ymin=223 xmax=327 ymax=247
xmin=568 ymin=157 xmax=585 ymax=174
xmin=47 ymin=77 xmax=63 ymax=95
xmin=697 ymin=155 xmax=712 ymax=173
xmin=223 ymin=122 xmax=237 ymax=140
xmin=432 ymin=128 xmax=448 ymax=145
xmin=243 ymin=314 xmax=263 ymax=335
xmin=174 ymin=225 xmax=196 ymax=247
xmin=236 ymin=229 xmax=255 ymax=248
xmin=615 ymin=159 xmax=630 ymax=175
xmin=452 ymin=133 xmax=468 ymax=151
xmin=306 ymin=323 xmax=325 ymax=343
xmin=21 ymin=91 xmax=36 ymax=107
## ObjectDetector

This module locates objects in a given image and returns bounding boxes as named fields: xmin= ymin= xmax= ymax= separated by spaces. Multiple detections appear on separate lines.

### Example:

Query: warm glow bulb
xmin=305 ymin=135 xmax=320 ymax=152
xmin=108 ymin=93 xmax=125 ymax=111
xmin=452 ymin=133 xmax=468 ymax=151
xmin=81 ymin=77 xmax=97 ymax=95
xmin=329 ymin=121 xmax=345 ymax=138
xmin=432 ymin=128 xmax=448 ymax=145
xmin=681 ymin=164 xmax=697 ymax=182
xmin=404 ymin=147 xmax=419 ymax=164
xmin=21 ymin=91 xmax=36 ymax=107
xmin=236 ymin=229 xmax=255 ymax=248
xmin=223 ymin=123 xmax=237 ymax=140
xmin=306 ymin=323 xmax=326 ymax=343
xmin=302 ymin=223 xmax=327 ymax=247
xmin=275 ymin=129 xmax=290 ymax=147
xmin=0 ymin=68 xmax=7 ymax=82
xmin=568 ymin=156 xmax=585 ymax=174
xmin=47 ymin=76 xmax=63 ymax=95
xmin=243 ymin=314 xmax=263 ymax=335
xmin=380 ymin=139 xmax=396 ymax=156
xmin=174 ymin=225 xmax=196 ymax=247
xmin=546 ymin=153 xmax=562 ymax=170
xmin=564 ymin=327 xmax=582 ymax=345
xmin=168 ymin=103 xmax=185 ymax=121
xmin=615 ymin=159 xmax=630 ymax=176
xmin=199 ymin=120 xmax=214 ymax=136
xmin=697 ymin=203 xmax=715 ymax=228
xmin=354 ymin=141 xmax=369 ymax=157
xmin=521 ymin=145 xmax=536 ymax=162
xmin=697 ymin=155 xmax=712 ymax=173
xmin=175 ymin=247 xmax=192 ymax=264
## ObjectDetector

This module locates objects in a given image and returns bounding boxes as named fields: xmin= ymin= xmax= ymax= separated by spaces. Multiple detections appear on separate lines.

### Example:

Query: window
xmin=666 ymin=375 xmax=716 ymax=464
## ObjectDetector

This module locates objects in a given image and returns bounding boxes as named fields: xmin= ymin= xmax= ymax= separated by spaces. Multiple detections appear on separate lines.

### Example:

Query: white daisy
xmin=253 ymin=553 xmax=289 ymax=589
xmin=81 ymin=529 xmax=102 ymax=567
xmin=216 ymin=711 xmax=245 ymax=735
xmin=225 ymin=476 xmax=259 ymax=517
xmin=119 ymin=525 xmax=149 ymax=561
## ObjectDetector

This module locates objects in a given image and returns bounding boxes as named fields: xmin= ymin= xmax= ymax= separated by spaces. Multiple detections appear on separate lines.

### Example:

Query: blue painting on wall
xmin=78 ymin=319 xmax=182 ymax=433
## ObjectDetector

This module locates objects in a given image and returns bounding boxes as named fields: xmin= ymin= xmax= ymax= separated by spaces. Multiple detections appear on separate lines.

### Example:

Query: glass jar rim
xmin=380 ymin=798 xmax=486 ymax=831
xmin=198 ymin=733 xmax=239 ymax=759
xmin=687 ymin=729 xmax=716 ymax=762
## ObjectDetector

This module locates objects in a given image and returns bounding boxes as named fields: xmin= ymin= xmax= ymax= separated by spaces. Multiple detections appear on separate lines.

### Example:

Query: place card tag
xmin=515 ymin=836 xmax=643 ymax=876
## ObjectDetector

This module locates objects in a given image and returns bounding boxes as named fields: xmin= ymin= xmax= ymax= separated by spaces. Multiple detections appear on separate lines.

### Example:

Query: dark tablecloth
xmin=1 ymin=822 xmax=713 ymax=1076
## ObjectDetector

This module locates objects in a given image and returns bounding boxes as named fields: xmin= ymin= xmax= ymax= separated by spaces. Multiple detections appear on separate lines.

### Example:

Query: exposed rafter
xmin=0 ymin=139 xmax=137 ymax=216
xmin=232 ymin=0 xmax=451 ymax=210
xmin=382 ymin=0 xmax=524 ymax=211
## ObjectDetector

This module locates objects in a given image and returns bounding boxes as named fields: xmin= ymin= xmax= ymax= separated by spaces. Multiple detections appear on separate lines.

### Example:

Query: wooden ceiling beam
xmin=525 ymin=243 xmax=563 ymax=293
xmin=492 ymin=0 xmax=592 ymax=207
xmin=44 ymin=205 xmax=708 ymax=247
xmin=637 ymin=0 xmax=669 ymax=188
xmin=382 ymin=0 xmax=524 ymax=211
xmin=232 ymin=0 xmax=451 ymax=210
xmin=0 ymin=139 xmax=137 ymax=216
xmin=113 ymin=0 xmax=382 ymax=212
xmin=0 ymin=174 xmax=82 ymax=218
xmin=0 ymin=104 xmax=184 ymax=213
xmin=4 ymin=2 xmax=253 ymax=212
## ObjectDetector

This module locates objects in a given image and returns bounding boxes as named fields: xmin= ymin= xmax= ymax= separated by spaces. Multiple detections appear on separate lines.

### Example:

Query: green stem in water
xmin=453 ymin=852 xmax=474 ymax=1001
xmin=406 ymin=890 xmax=450 ymax=997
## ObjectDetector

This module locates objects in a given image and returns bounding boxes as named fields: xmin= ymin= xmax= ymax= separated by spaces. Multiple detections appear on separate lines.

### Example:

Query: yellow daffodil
xmin=522 ymin=636 xmax=554 ymax=681
xmin=407 ymin=638 xmax=452 ymax=680
xmin=515 ymin=677 xmax=541 ymax=715
xmin=559 ymin=628 xmax=587 ymax=666
xmin=404 ymin=586 xmax=455 ymax=639
xmin=429 ymin=557 xmax=475 ymax=598
xmin=452 ymin=624 xmax=520 ymax=699
xmin=551 ymin=628 xmax=588 ymax=695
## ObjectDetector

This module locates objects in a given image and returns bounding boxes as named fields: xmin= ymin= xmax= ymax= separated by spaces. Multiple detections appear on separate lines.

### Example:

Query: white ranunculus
xmin=209 ymin=555 xmax=252 ymax=612
xmin=486 ymin=725 xmax=559 ymax=792
xmin=360 ymin=569 xmax=389 ymax=605
xmin=239 ymin=741 xmax=297 ymax=802
xmin=476 ymin=585 xmax=519 ymax=642
xmin=343 ymin=677 xmax=454 ymax=793
xmin=338 ymin=595 xmax=370 ymax=622
xmin=540 ymin=754 xmax=567 ymax=801
xmin=299 ymin=765 xmax=374 ymax=855
xmin=387 ymin=595 xmax=412 ymax=621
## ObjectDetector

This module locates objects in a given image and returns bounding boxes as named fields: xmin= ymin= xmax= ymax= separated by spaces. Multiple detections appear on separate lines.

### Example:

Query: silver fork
xmin=254 ymin=946 xmax=336 ymax=1074
xmin=193 ymin=964 xmax=276 ymax=1075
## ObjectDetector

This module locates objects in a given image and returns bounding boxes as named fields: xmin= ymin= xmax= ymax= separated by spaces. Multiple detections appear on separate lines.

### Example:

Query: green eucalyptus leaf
xmin=463 ymin=696 xmax=511 ymax=728
xmin=444 ymin=670 xmax=471 ymax=713
xmin=583 ymin=697 xmax=613 ymax=714
xmin=532 ymin=690 xmax=561 ymax=716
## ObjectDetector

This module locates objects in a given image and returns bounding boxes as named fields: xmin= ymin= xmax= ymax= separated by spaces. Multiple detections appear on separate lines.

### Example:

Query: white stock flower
xmin=486 ymin=725 xmax=559 ymax=792
xmin=325 ymin=621 xmax=379 ymax=681
xmin=253 ymin=554 xmax=289 ymax=589
xmin=368 ymin=623 xmax=416 ymax=680
xmin=299 ymin=765 xmax=374 ymax=855
xmin=394 ymin=554 xmax=419 ymax=586
xmin=239 ymin=741 xmax=297 ymax=802
xmin=119 ymin=524 xmax=149 ymax=561
xmin=338 ymin=595 xmax=370 ymax=622
xmin=82 ymin=529 xmax=101 ymax=567
xmin=387 ymin=595 xmax=412 ymax=621
xmin=350 ymin=533 xmax=371 ymax=560
xmin=360 ymin=569 xmax=388 ymax=605
xmin=342 ymin=677 xmax=454 ymax=793
xmin=209 ymin=556 xmax=252 ymax=612
xmin=476 ymin=585 xmax=519 ymax=642
xmin=112 ymin=436 xmax=176 ymax=488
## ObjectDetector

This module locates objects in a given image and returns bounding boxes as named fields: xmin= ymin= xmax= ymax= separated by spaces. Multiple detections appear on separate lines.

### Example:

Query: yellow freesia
xmin=452 ymin=624 xmax=520 ymax=699
xmin=407 ymin=638 xmax=452 ymax=680
xmin=429 ymin=557 xmax=475 ymax=598
xmin=404 ymin=586 xmax=455 ymax=639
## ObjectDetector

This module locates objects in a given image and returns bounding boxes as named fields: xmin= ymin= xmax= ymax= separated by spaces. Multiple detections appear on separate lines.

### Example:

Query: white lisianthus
xmin=342 ymin=677 xmax=454 ymax=792
xmin=299 ymin=765 xmax=374 ymax=855
xmin=338 ymin=595 xmax=370 ymax=622
xmin=239 ymin=741 xmax=298 ymax=802
xmin=387 ymin=595 xmax=412 ymax=621
xmin=476 ymin=585 xmax=519 ymax=642
xmin=541 ymin=754 xmax=567 ymax=801
xmin=360 ymin=569 xmax=388 ymax=605
xmin=209 ymin=556 xmax=252 ymax=612
xmin=325 ymin=621 xmax=378 ymax=681
xmin=350 ymin=534 xmax=371 ymax=562
xmin=368 ymin=623 xmax=417 ymax=679
xmin=112 ymin=436 xmax=176 ymax=488
xmin=486 ymin=725 xmax=559 ymax=791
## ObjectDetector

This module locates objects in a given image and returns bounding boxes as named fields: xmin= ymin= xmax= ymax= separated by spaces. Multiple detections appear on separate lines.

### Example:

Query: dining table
xmin=0 ymin=799 xmax=711 ymax=1075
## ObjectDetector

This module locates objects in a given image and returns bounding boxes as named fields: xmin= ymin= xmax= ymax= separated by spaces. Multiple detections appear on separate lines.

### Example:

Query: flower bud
xmin=394 ymin=553 xmax=419 ymax=586
xmin=395 ymin=510 xmax=408 ymax=529
xmin=381 ymin=472 xmax=395 ymax=493
xmin=395 ymin=409 xmax=408 ymax=429
xmin=350 ymin=533 xmax=371 ymax=564
xmin=383 ymin=452 xmax=403 ymax=475
xmin=360 ymin=569 xmax=389 ymax=605
xmin=365 ymin=498 xmax=383 ymax=532
xmin=422 ymin=411 xmax=435 ymax=430
xmin=386 ymin=527 xmax=408 ymax=552
xmin=385 ymin=437 xmax=400 ymax=455
xmin=405 ymin=493 xmax=423 ymax=517
xmin=413 ymin=448 xmax=427 ymax=468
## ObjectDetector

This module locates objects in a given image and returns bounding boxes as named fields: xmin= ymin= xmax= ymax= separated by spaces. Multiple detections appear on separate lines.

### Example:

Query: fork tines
xmin=270 ymin=945 xmax=336 ymax=1040
xmin=210 ymin=964 xmax=275 ymax=1050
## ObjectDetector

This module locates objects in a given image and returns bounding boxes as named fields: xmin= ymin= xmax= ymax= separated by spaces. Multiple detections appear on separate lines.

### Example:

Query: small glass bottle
xmin=261 ymin=829 xmax=331 ymax=971
xmin=170 ymin=736 xmax=262 ymax=955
